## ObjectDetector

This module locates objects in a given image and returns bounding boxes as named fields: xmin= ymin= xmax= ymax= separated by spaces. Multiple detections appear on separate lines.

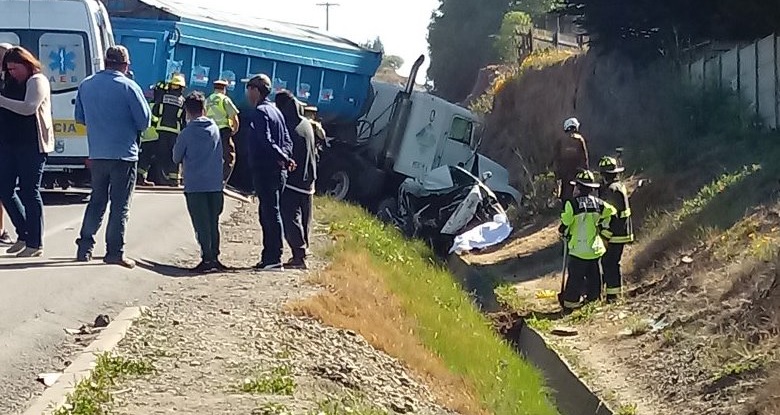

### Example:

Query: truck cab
xmin=0 ymin=0 xmax=114 ymax=189
xmin=322 ymin=78 xmax=521 ymax=209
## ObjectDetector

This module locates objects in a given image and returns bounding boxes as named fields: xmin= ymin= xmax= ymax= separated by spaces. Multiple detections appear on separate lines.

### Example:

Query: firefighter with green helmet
xmin=147 ymin=73 xmax=187 ymax=186
xmin=205 ymin=79 xmax=240 ymax=182
xmin=559 ymin=170 xmax=617 ymax=311
xmin=598 ymin=156 xmax=634 ymax=302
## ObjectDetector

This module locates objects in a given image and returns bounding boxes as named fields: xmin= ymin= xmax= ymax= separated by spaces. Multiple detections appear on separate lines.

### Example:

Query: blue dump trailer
xmin=104 ymin=0 xmax=381 ymax=124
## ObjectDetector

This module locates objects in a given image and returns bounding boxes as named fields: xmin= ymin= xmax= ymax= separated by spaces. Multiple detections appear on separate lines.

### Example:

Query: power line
xmin=316 ymin=2 xmax=340 ymax=31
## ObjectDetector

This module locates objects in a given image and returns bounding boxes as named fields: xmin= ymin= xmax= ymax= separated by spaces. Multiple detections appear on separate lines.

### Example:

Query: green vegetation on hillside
xmin=315 ymin=198 xmax=558 ymax=415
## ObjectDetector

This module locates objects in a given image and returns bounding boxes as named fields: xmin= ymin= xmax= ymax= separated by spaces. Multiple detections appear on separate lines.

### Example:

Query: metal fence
xmin=687 ymin=34 xmax=780 ymax=129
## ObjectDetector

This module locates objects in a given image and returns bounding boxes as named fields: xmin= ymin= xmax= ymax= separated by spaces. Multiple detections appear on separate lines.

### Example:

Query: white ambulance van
xmin=0 ymin=0 xmax=113 ymax=188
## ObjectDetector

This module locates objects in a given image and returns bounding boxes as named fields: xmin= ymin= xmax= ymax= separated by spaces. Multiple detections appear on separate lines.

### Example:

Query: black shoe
xmin=254 ymin=262 xmax=284 ymax=272
xmin=76 ymin=251 xmax=92 ymax=262
xmin=104 ymin=256 xmax=136 ymax=269
xmin=214 ymin=260 xmax=229 ymax=271
xmin=191 ymin=261 xmax=216 ymax=273
xmin=284 ymin=258 xmax=308 ymax=270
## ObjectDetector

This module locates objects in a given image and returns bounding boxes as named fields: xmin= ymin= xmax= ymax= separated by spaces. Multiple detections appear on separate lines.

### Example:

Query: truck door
xmin=115 ymin=32 xmax=166 ymax=94
xmin=435 ymin=116 xmax=476 ymax=169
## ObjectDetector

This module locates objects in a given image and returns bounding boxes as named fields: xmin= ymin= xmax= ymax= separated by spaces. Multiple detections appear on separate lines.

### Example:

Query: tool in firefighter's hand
xmin=558 ymin=236 xmax=569 ymax=308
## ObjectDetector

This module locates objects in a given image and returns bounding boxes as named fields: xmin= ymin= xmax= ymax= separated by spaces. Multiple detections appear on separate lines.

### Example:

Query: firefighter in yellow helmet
xmin=149 ymin=73 xmax=187 ymax=186
xmin=205 ymin=79 xmax=240 ymax=182
xmin=598 ymin=156 xmax=634 ymax=302
xmin=558 ymin=170 xmax=617 ymax=311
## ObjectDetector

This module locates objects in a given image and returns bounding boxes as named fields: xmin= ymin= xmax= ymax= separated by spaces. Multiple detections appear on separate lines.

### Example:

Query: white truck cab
xmin=0 ymin=0 xmax=113 ymax=188
xmin=358 ymin=81 xmax=521 ymax=207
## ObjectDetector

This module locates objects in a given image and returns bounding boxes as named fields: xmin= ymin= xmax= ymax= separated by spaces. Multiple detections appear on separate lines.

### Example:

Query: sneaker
xmin=0 ymin=230 xmax=12 ymax=245
xmin=76 ymin=252 xmax=93 ymax=262
xmin=6 ymin=241 xmax=26 ymax=254
xmin=254 ymin=262 xmax=284 ymax=271
xmin=16 ymin=247 xmax=43 ymax=258
xmin=284 ymin=258 xmax=308 ymax=270
xmin=103 ymin=256 xmax=136 ymax=269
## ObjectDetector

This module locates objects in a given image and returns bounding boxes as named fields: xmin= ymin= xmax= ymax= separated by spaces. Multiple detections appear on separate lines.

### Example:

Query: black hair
xmin=184 ymin=91 xmax=206 ymax=115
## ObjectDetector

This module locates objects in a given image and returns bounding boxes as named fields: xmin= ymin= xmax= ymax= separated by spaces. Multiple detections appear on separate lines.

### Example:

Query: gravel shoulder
xmin=108 ymin=202 xmax=453 ymax=415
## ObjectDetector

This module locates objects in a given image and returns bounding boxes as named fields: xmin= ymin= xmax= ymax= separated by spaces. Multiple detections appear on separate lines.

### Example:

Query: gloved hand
xmin=558 ymin=224 xmax=569 ymax=240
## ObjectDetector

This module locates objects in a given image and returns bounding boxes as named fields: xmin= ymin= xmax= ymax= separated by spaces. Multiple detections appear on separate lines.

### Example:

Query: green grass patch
xmin=526 ymin=314 xmax=554 ymax=333
xmin=53 ymin=353 xmax=154 ymax=415
xmin=240 ymin=365 xmax=296 ymax=395
xmin=316 ymin=197 xmax=558 ymax=415
xmin=615 ymin=403 xmax=638 ymax=415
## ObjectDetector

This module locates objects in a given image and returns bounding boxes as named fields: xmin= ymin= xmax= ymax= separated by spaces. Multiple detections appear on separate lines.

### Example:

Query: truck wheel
xmin=324 ymin=169 xmax=352 ymax=201
xmin=375 ymin=197 xmax=397 ymax=224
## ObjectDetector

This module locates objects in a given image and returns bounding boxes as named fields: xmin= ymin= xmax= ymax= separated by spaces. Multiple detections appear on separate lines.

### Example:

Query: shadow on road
xmin=41 ymin=191 xmax=90 ymax=206
xmin=136 ymin=259 xmax=195 ymax=278
xmin=0 ymin=258 xmax=105 ymax=271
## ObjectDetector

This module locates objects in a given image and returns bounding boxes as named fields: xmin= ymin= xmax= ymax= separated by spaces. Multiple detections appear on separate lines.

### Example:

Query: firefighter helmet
xmin=563 ymin=117 xmax=580 ymax=132
xmin=169 ymin=73 xmax=187 ymax=88
xmin=598 ymin=156 xmax=625 ymax=174
xmin=571 ymin=169 xmax=600 ymax=188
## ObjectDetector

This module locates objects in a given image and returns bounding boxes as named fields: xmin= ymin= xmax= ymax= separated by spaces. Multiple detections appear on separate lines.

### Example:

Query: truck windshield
xmin=0 ymin=30 xmax=91 ymax=94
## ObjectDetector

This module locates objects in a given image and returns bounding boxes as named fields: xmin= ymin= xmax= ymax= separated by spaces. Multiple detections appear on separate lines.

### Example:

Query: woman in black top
xmin=0 ymin=47 xmax=53 ymax=257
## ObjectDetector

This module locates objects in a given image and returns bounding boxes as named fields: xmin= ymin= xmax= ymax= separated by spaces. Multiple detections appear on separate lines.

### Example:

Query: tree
xmin=494 ymin=11 xmax=533 ymax=63
xmin=561 ymin=0 xmax=780 ymax=60
xmin=380 ymin=55 xmax=404 ymax=71
xmin=361 ymin=36 xmax=385 ymax=53
xmin=427 ymin=0 xmax=511 ymax=102
xmin=511 ymin=0 xmax=556 ymax=21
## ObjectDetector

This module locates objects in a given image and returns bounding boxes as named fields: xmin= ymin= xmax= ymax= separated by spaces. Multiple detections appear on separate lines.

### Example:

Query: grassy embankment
xmin=290 ymin=198 xmax=559 ymax=415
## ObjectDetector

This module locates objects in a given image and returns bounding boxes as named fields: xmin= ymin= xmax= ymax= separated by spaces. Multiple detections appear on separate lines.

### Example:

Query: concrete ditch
xmin=447 ymin=256 xmax=614 ymax=415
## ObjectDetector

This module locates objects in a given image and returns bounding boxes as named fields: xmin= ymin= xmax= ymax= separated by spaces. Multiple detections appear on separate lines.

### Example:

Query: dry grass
xmin=288 ymin=250 xmax=486 ymax=415
xmin=750 ymin=370 xmax=780 ymax=415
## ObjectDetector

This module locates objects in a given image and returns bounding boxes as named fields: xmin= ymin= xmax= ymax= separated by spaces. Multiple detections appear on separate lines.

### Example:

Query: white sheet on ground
xmin=449 ymin=213 xmax=513 ymax=254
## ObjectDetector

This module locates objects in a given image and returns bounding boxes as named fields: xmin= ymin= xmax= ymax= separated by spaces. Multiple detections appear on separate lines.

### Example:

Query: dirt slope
xmin=470 ymin=48 xmax=780 ymax=415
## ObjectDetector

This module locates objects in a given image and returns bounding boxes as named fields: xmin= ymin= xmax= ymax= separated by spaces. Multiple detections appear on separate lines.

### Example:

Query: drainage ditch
xmin=447 ymin=256 xmax=614 ymax=415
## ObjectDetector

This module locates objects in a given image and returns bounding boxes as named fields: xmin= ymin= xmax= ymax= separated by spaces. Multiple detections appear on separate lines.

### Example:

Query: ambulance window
xmin=448 ymin=117 xmax=474 ymax=145
xmin=0 ymin=32 xmax=20 ymax=46
xmin=39 ymin=33 xmax=88 ymax=92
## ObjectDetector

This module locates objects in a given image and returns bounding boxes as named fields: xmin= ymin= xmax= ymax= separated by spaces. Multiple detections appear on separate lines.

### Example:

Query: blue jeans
xmin=0 ymin=143 xmax=46 ymax=249
xmin=253 ymin=168 xmax=287 ymax=265
xmin=77 ymin=160 xmax=137 ymax=259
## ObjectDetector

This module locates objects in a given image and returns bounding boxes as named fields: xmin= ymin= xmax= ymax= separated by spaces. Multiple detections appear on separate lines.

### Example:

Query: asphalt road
xmin=0 ymin=189 xmax=237 ymax=413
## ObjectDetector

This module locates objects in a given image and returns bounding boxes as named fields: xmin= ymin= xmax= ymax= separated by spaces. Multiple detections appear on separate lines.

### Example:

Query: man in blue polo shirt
xmin=74 ymin=46 xmax=151 ymax=268
xmin=243 ymin=74 xmax=295 ymax=271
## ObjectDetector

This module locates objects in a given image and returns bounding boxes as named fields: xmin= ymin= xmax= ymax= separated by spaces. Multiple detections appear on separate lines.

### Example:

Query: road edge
xmin=20 ymin=306 xmax=148 ymax=415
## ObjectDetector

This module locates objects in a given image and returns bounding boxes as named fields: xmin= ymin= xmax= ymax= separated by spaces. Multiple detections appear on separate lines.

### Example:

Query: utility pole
xmin=316 ymin=2 xmax=339 ymax=31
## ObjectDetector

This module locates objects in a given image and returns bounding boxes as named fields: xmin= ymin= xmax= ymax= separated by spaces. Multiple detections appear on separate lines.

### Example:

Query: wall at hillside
xmin=480 ymin=52 xmax=683 ymax=187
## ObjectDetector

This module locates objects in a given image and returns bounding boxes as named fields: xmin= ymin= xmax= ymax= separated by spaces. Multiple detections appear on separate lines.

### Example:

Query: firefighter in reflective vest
xmin=598 ymin=156 xmax=635 ymax=302
xmin=137 ymin=114 xmax=160 ymax=186
xmin=559 ymin=170 xmax=617 ymax=311
xmin=205 ymin=79 xmax=240 ymax=182
xmin=151 ymin=74 xmax=187 ymax=186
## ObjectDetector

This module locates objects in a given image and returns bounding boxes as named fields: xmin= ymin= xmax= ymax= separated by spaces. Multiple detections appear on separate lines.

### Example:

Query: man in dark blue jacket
xmin=244 ymin=74 xmax=296 ymax=270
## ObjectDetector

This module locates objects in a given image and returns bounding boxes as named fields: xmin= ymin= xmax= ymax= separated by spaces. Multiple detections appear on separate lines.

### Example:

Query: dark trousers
xmin=281 ymin=189 xmax=312 ymax=260
xmin=77 ymin=160 xmax=137 ymax=258
xmin=562 ymin=256 xmax=602 ymax=308
xmin=138 ymin=139 xmax=162 ymax=182
xmin=185 ymin=192 xmax=224 ymax=262
xmin=219 ymin=128 xmax=236 ymax=182
xmin=0 ymin=143 xmax=46 ymax=248
xmin=601 ymin=243 xmax=625 ymax=298
xmin=253 ymin=169 xmax=287 ymax=265
xmin=158 ymin=131 xmax=179 ymax=182
xmin=559 ymin=179 xmax=574 ymax=206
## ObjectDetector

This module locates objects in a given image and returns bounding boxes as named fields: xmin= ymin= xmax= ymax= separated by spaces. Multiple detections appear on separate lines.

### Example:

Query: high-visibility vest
xmin=206 ymin=92 xmax=232 ymax=129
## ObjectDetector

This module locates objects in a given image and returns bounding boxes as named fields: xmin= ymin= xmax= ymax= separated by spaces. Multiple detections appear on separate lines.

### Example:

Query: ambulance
xmin=0 ymin=0 xmax=113 ymax=188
